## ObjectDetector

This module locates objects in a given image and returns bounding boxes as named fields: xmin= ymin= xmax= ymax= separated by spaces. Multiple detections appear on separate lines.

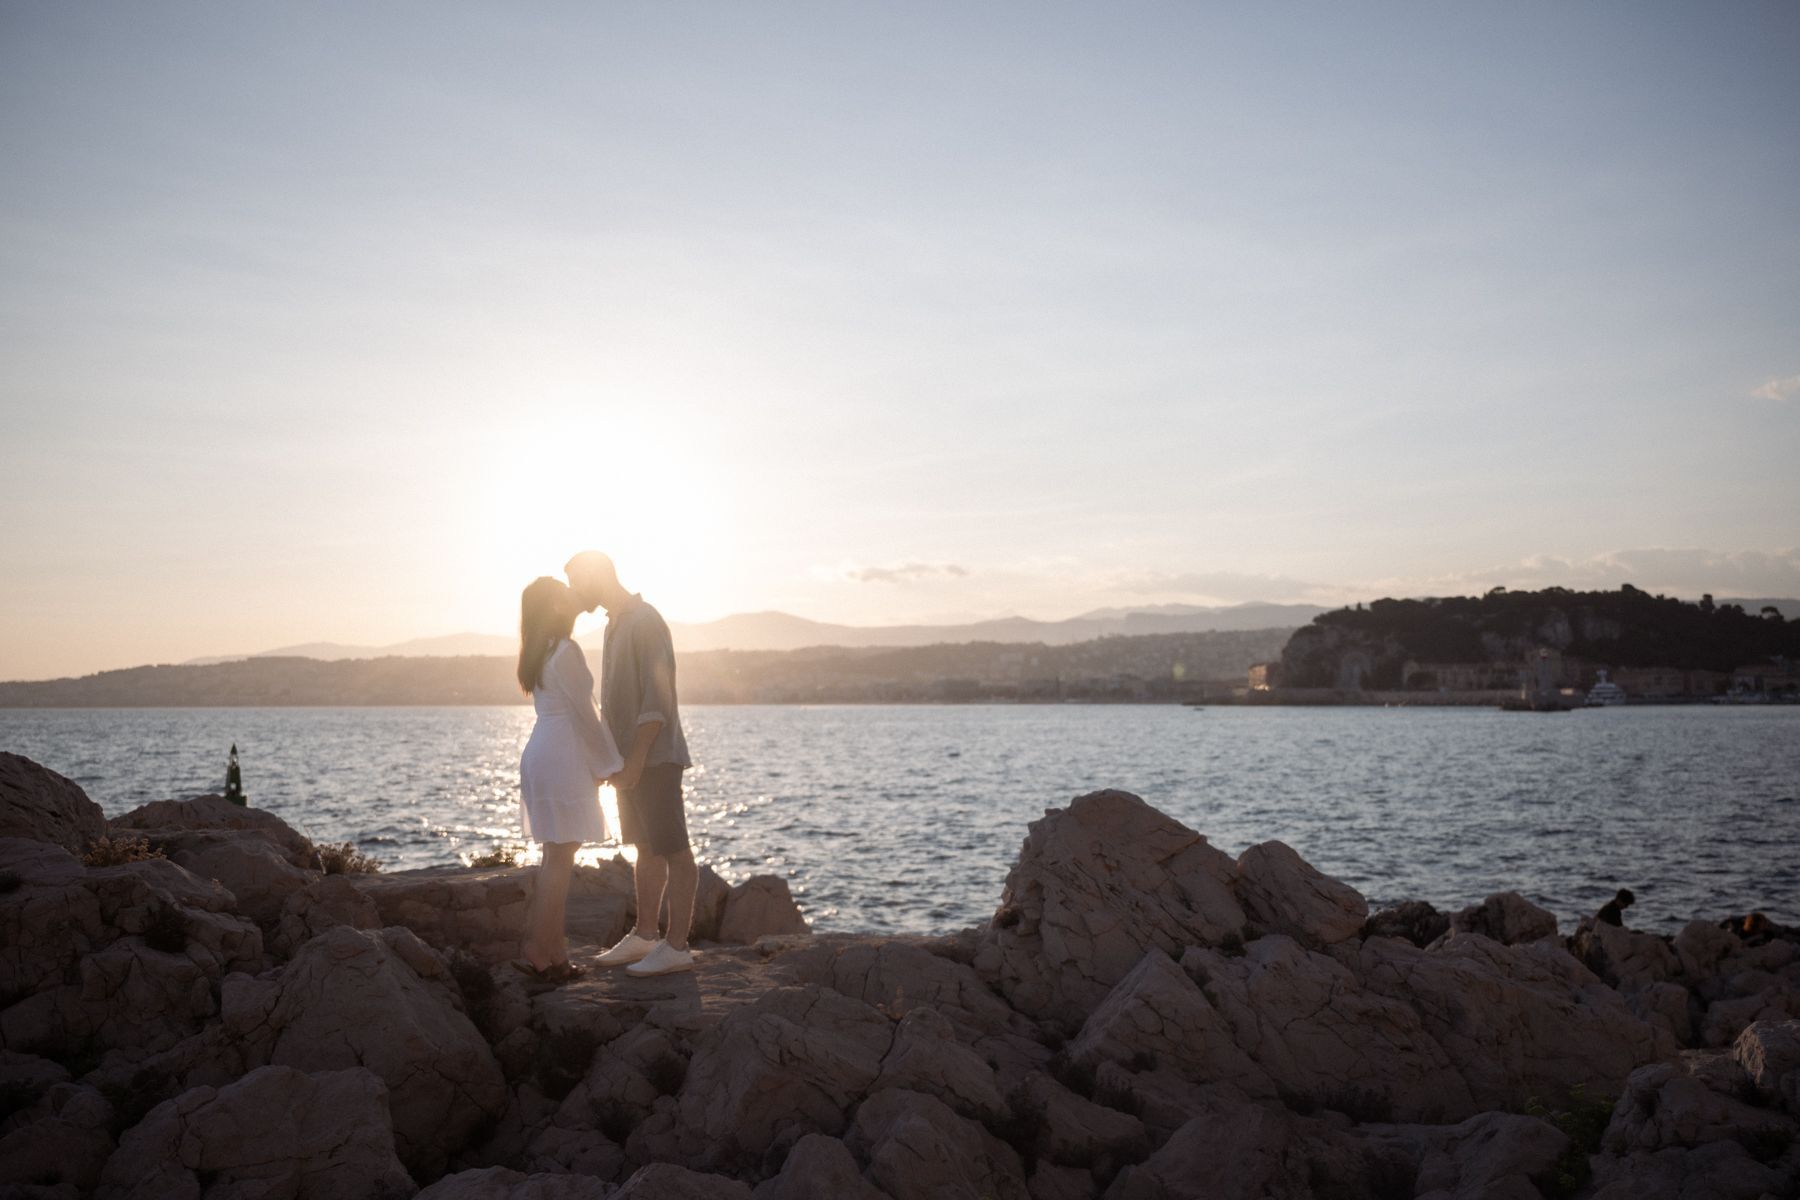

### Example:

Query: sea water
xmin=3 ymin=704 xmax=1796 ymax=934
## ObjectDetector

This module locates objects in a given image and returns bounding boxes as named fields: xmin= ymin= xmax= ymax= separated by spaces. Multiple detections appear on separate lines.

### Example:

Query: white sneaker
xmin=595 ymin=931 xmax=658 ymax=967
xmin=625 ymin=941 xmax=694 ymax=977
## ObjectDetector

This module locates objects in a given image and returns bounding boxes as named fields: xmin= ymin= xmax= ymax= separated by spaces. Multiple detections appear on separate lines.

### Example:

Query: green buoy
xmin=224 ymin=743 xmax=246 ymax=807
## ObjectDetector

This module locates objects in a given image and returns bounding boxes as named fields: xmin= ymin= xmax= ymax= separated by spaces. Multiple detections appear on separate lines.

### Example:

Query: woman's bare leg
xmin=525 ymin=841 xmax=579 ymax=967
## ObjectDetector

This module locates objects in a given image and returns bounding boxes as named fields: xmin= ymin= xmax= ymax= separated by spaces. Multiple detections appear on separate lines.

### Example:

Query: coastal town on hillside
xmin=1250 ymin=588 xmax=1800 ymax=708
xmin=1248 ymin=650 xmax=1800 ymax=706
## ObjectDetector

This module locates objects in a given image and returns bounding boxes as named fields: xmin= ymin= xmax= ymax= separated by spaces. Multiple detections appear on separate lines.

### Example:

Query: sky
xmin=2 ymin=2 xmax=1797 ymax=680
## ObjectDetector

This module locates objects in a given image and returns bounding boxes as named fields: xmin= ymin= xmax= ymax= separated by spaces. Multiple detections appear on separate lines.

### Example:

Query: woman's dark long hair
xmin=518 ymin=577 xmax=576 ymax=693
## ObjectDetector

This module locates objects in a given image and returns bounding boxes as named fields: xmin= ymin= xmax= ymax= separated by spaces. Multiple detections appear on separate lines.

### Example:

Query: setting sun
xmin=467 ymin=408 xmax=732 ymax=633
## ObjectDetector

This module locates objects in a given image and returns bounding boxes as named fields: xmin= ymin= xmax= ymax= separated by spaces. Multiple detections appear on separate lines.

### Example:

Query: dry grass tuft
xmin=314 ymin=841 xmax=382 ymax=875
xmin=466 ymin=844 xmax=523 ymax=869
xmin=82 ymin=834 xmax=165 ymax=867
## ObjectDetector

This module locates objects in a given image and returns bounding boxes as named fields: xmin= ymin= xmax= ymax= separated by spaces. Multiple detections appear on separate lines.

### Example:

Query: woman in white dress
xmin=516 ymin=576 xmax=623 ymax=981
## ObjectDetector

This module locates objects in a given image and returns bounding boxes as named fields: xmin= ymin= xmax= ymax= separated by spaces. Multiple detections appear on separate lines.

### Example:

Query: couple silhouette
xmin=514 ymin=551 xmax=694 ymax=983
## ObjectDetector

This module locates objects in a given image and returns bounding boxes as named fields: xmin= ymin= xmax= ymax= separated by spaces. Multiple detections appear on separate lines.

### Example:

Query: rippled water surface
xmin=3 ymin=705 xmax=1796 ymax=934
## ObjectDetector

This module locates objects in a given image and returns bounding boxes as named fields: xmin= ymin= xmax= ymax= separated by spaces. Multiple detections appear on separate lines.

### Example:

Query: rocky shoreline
xmin=2 ymin=750 xmax=1797 ymax=1199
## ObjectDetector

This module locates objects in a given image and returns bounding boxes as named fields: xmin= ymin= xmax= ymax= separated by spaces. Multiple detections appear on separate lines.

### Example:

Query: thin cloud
xmin=1111 ymin=570 xmax=1341 ymax=604
xmin=831 ymin=561 xmax=971 ymax=585
xmin=1751 ymin=375 xmax=1800 ymax=401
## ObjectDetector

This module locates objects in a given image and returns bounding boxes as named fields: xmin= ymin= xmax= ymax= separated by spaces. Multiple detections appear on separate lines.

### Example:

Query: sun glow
xmin=467 ymin=411 xmax=732 ymax=636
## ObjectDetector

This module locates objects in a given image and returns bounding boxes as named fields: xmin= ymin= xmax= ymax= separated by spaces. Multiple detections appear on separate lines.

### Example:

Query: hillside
xmin=675 ymin=628 xmax=1290 ymax=702
xmin=177 ymin=602 xmax=1330 ymax=665
xmin=0 ymin=628 xmax=1293 ymax=707
xmin=1279 ymin=586 xmax=1797 ymax=690
xmin=664 ymin=603 xmax=1327 ymax=652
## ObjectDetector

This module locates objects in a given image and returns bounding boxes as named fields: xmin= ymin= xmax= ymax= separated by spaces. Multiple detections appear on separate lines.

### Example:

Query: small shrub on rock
xmin=313 ymin=841 xmax=381 ymax=875
xmin=1525 ymin=1085 xmax=1614 ymax=1199
xmin=465 ymin=844 xmax=522 ymax=868
xmin=82 ymin=834 xmax=164 ymax=867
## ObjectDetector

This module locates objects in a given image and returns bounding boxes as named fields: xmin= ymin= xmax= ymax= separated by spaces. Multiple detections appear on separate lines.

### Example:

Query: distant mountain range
xmin=3 ymin=629 xmax=1294 ymax=707
xmin=185 ymin=602 xmax=1334 ymax=665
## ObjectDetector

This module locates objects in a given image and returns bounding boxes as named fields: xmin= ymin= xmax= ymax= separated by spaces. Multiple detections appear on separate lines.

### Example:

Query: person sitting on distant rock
xmin=1596 ymin=887 xmax=1635 ymax=927
xmin=514 ymin=576 xmax=623 ymax=983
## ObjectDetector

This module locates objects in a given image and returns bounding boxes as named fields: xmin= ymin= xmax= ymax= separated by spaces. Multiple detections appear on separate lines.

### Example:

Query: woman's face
xmin=549 ymin=582 xmax=579 ymax=623
xmin=525 ymin=579 xmax=577 ymax=630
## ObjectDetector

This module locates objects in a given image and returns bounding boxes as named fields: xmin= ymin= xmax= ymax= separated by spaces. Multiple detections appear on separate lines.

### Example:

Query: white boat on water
xmin=1585 ymin=670 xmax=1627 ymax=707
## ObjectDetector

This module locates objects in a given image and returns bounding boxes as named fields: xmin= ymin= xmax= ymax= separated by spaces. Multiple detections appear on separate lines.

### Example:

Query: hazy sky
xmin=3 ymin=2 xmax=1797 ymax=679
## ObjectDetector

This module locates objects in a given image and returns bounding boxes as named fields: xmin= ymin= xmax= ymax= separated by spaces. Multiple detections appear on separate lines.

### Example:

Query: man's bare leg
xmin=665 ymin=849 xmax=697 ymax=951
xmin=633 ymin=852 xmax=669 ymax=940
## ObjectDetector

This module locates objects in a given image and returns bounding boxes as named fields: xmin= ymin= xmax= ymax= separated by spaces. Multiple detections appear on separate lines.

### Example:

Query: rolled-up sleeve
xmin=636 ymin=640 xmax=674 ymax=729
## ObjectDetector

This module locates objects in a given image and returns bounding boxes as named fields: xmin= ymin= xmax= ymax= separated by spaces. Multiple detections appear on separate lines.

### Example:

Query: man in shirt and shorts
xmin=566 ymin=551 xmax=696 ymax=977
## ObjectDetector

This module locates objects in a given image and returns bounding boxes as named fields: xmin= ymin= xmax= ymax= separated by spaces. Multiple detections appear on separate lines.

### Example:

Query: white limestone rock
xmin=1234 ymin=840 xmax=1367 ymax=947
xmin=975 ymin=790 xmax=1247 ymax=1029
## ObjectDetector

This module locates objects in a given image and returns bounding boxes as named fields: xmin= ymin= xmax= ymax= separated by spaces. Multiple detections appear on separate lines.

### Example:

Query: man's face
xmin=565 ymin=563 xmax=609 ymax=612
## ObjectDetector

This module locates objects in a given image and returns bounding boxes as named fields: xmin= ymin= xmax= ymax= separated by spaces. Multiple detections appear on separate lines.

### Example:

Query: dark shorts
xmin=618 ymin=763 xmax=689 ymax=857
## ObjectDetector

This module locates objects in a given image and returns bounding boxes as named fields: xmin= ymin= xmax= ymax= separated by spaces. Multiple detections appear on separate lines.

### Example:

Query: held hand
xmin=609 ymin=761 xmax=644 ymax=792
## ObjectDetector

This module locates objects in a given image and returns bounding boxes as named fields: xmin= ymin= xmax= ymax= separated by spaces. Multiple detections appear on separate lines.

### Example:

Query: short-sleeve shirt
xmin=600 ymin=597 xmax=691 ymax=770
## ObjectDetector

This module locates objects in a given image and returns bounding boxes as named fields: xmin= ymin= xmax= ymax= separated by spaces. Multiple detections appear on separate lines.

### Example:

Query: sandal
xmin=544 ymin=961 xmax=586 ymax=983
xmin=511 ymin=959 xmax=586 ymax=985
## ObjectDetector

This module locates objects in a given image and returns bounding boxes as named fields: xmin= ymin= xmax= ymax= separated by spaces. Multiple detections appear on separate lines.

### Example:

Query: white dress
xmin=519 ymin=638 xmax=623 ymax=845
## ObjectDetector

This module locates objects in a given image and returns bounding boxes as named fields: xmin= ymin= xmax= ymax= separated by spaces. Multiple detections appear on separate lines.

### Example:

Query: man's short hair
xmin=565 ymin=550 xmax=617 ymax=579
